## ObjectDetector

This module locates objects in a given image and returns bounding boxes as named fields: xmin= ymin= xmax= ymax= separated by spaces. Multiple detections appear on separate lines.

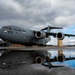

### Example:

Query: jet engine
xmin=56 ymin=32 xmax=64 ymax=40
xmin=35 ymin=51 xmax=51 ymax=63
xmin=35 ymin=56 xmax=42 ymax=63
xmin=35 ymin=31 xmax=46 ymax=39
xmin=57 ymin=54 xmax=65 ymax=62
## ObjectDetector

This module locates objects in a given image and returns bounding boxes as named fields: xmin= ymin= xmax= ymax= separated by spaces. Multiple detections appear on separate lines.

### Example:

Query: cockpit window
xmin=8 ymin=27 xmax=12 ymax=30
xmin=3 ymin=27 xmax=12 ymax=30
xmin=3 ymin=27 xmax=8 ymax=29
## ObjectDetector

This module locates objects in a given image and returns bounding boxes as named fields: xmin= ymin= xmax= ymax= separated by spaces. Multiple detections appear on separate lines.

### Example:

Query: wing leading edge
xmin=46 ymin=32 xmax=75 ymax=38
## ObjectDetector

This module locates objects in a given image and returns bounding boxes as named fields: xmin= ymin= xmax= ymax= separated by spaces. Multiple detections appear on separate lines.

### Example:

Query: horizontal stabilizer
xmin=41 ymin=26 xmax=63 ymax=31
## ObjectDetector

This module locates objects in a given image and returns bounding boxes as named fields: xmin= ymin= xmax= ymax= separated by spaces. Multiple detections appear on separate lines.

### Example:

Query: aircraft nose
xmin=0 ymin=28 xmax=2 ymax=38
xmin=0 ymin=29 xmax=1 ymax=37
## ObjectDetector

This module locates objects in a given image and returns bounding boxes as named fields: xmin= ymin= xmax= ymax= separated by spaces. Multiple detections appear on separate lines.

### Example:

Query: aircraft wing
xmin=46 ymin=32 xmax=75 ymax=37
xmin=49 ymin=57 xmax=75 ymax=62
xmin=64 ymin=34 xmax=75 ymax=37
xmin=42 ymin=56 xmax=75 ymax=68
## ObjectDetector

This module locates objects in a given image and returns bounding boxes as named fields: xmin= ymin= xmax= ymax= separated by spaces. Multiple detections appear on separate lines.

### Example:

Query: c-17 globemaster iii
xmin=0 ymin=25 xmax=75 ymax=46
xmin=0 ymin=25 xmax=75 ymax=68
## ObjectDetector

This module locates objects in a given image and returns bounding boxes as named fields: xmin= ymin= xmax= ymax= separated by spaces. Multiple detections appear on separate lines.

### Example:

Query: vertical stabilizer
xmin=47 ymin=26 xmax=51 ymax=33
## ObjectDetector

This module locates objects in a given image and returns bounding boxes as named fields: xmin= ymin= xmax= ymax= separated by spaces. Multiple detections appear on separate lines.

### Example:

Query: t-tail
xmin=41 ymin=26 xmax=63 ymax=33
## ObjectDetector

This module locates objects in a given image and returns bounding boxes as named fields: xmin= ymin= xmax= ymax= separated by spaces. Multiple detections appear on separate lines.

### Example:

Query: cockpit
xmin=2 ymin=26 xmax=26 ymax=33
xmin=2 ymin=26 xmax=12 ymax=30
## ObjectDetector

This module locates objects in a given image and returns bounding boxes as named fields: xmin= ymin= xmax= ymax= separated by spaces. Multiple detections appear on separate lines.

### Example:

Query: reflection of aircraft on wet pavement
xmin=0 ymin=25 xmax=75 ymax=68
xmin=0 ymin=46 xmax=75 ymax=68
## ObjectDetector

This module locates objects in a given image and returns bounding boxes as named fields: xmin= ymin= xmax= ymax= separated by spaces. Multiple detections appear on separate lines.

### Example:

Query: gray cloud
xmin=0 ymin=0 xmax=75 ymax=29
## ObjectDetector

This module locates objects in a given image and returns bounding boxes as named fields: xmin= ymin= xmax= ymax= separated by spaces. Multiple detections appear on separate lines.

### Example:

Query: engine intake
xmin=35 ymin=56 xmax=42 ymax=63
xmin=57 ymin=54 xmax=65 ymax=62
xmin=35 ymin=31 xmax=46 ymax=39
xmin=56 ymin=32 xmax=64 ymax=40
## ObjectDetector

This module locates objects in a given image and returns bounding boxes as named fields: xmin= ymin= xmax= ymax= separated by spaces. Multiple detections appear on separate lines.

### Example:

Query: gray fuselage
xmin=0 ymin=26 xmax=50 ymax=45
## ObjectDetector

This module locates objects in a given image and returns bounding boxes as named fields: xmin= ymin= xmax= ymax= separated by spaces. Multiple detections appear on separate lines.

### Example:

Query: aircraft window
xmin=13 ymin=29 xmax=17 ymax=31
xmin=3 ymin=27 xmax=8 ymax=29
xmin=18 ymin=29 xmax=21 ymax=31
xmin=2 ymin=27 xmax=6 ymax=28
xmin=3 ymin=27 xmax=12 ymax=30
xmin=8 ymin=27 xmax=12 ymax=30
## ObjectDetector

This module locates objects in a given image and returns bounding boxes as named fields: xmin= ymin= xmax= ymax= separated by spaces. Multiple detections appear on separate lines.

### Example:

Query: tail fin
xmin=41 ymin=26 xmax=63 ymax=33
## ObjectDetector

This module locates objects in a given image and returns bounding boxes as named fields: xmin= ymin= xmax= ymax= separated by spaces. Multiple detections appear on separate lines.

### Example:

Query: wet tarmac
xmin=0 ymin=64 xmax=75 ymax=75
xmin=0 ymin=46 xmax=75 ymax=51
xmin=0 ymin=50 xmax=75 ymax=75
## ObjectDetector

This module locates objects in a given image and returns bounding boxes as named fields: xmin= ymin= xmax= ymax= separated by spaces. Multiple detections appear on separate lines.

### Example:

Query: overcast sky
xmin=0 ymin=0 xmax=75 ymax=45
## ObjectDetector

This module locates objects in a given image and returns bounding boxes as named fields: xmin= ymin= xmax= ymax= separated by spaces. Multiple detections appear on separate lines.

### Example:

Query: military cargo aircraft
xmin=0 ymin=25 xmax=75 ymax=68
xmin=0 ymin=25 xmax=75 ymax=46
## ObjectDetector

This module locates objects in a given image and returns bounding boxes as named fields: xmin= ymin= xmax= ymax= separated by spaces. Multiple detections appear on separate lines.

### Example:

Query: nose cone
xmin=0 ymin=28 xmax=3 ymax=38
xmin=0 ymin=29 xmax=1 ymax=37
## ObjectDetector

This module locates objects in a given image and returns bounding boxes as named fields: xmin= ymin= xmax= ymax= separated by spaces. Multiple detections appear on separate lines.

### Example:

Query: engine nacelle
xmin=57 ymin=54 xmax=65 ymax=62
xmin=35 ymin=56 xmax=42 ymax=63
xmin=35 ymin=55 xmax=48 ymax=64
xmin=56 ymin=32 xmax=64 ymax=40
xmin=35 ymin=31 xmax=46 ymax=39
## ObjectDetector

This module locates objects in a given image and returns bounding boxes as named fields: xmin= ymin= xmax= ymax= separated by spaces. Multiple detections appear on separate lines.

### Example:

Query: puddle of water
xmin=48 ymin=49 xmax=75 ymax=68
